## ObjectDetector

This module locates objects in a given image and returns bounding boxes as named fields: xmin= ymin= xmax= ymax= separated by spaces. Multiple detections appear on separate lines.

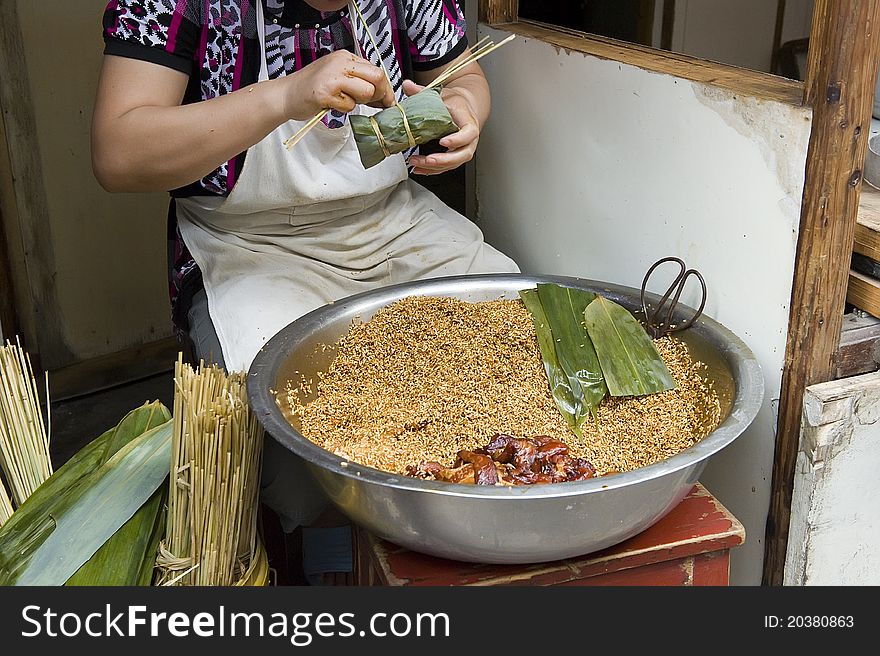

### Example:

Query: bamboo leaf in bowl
xmin=583 ymin=295 xmax=676 ymax=397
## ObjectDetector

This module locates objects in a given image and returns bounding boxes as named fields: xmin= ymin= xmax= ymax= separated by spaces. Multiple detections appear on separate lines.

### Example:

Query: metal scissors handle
xmin=640 ymin=257 xmax=707 ymax=339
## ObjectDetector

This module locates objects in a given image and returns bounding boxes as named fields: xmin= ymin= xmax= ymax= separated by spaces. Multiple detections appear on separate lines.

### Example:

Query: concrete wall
xmin=3 ymin=1 xmax=172 ymax=368
xmin=475 ymin=26 xmax=812 ymax=585
xmin=786 ymin=373 xmax=880 ymax=585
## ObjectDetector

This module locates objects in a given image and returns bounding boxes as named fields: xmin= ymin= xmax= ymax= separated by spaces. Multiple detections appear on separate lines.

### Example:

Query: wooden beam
xmin=835 ymin=312 xmax=880 ymax=379
xmin=660 ymin=0 xmax=675 ymax=52
xmin=636 ymin=0 xmax=656 ymax=48
xmin=479 ymin=0 xmax=518 ymax=25
xmin=763 ymin=0 xmax=880 ymax=586
xmin=0 ymin=205 xmax=17 ymax=340
xmin=853 ymin=185 xmax=880 ymax=260
xmin=0 ymin=1 xmax=73 ymax=368
xmin=803 ymin=0 xmax=829 ymax=106
xmin=770 ymin=0 xmax=786 ymax=75
xmin=0 ymin=52 xmax=30 ymax=346
xmin=847 ymin=269 xmax=880 ymax=319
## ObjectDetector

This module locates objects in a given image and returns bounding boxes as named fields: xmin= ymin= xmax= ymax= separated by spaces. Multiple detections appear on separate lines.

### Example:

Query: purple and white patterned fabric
xmin=102 ymin=0 xmax=468 ymax=333
xmin=104 ymin=0 xmax=467 ymax=193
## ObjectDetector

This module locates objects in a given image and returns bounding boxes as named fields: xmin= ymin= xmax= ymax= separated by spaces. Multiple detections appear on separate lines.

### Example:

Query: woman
xmin=94 ymin=0 xmax=518 ymax=581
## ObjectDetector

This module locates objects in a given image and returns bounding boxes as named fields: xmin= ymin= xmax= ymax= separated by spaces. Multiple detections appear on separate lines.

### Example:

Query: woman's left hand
xmin=402 ymin=80 xmax=481 ymax=176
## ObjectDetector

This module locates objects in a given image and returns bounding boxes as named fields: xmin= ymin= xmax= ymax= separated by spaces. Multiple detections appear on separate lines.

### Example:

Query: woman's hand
xmin=405 ymin=47 xmax=491 ymax=176
xmin=281 ymin=50 xmax=396 ymax=120
xmin=403 ymin=80 xmax=482 ymax=176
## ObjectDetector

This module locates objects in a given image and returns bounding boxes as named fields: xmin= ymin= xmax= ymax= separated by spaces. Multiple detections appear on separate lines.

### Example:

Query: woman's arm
xmin=404 ymin=50 xmax=490 ymax=176
xmin=92 ymin=51 xmax=395 ymax=193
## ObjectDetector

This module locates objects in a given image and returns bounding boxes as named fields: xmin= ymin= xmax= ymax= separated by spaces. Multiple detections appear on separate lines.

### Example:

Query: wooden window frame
xmin=479 ymin=0 xmax=807 ymax=106
xmin=479 ymin=0 xmax=880 ymax=585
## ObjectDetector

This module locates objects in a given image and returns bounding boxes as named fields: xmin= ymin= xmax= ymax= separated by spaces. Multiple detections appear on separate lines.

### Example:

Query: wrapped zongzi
xmin=350 ymin=89 xmax=459 ymax=169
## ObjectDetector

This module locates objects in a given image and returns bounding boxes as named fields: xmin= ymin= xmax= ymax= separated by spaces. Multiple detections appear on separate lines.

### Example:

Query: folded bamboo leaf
xmin=350 ymin=88 xmax=459 ymax=169
xmin=65 ymin=487 xmax=166 ymax=586
xmin=65 ymin=402 xmax=171 ymax=586
xmin=583 ymin=295 xmax=676 ymax=397
xmin=519 ymin=289 xmax=583 ymax=437
xmin=101 ymin=402 xmax=171 ymax=463
xmin=536 ymin=284 xmax=607 ymax=420
xmin=14 ymin=419 xmax=172 ymax=585
xmin=0 ymin=401 xmax=171 ymax=584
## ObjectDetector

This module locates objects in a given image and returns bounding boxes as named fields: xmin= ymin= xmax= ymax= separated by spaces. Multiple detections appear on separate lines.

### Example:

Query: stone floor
xmin=49 ymin=371 xmax=174 ymax=467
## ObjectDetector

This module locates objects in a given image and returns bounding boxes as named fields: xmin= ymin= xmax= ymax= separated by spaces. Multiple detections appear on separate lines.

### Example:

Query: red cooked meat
xmin=406 ymin=434 xmax=596 ymax=486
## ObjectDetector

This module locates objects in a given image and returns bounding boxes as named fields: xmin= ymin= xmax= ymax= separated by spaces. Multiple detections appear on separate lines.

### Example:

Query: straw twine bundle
xmin=156 ymin=356 xmax=265 ymax=586
xmin=0 ymin=338 xmax=52 ymax=526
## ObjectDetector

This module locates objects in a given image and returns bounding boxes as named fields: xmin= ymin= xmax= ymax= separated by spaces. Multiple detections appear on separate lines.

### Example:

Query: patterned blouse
xmin=102 ymin=0 xmax=468 ymax=332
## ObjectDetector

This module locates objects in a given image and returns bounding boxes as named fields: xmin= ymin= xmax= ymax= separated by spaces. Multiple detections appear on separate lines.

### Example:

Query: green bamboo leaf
xmin=536 ymin=284 xmax=607 ymax=419
xmin=65 ymin=486 xmax=166 ymax=586
xmin=14 ymin=419 xmax=172 ymax=585
xmin=65 ymin=402 xmax=171 ymax=586
xmin=101 ymin=402 xmax=171 ymax=463
xmin=0 ymin=402 xmax=171 ymax=584
xmin=583 ymin=295 xmax=676 ymax=396
xmin=351 ymin=88 xmax=459 ymax=168
xmin=519 ymin=289 xmax=583 ymax=437
xmin=133 ymin=489 xmax=168 ymax=586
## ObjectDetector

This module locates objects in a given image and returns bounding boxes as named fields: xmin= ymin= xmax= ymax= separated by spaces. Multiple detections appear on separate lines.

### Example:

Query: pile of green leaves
xmin=0 ymin=402 xmax=172 ymax=586
xmin=519 ymin=284 xmax=676 ymax=436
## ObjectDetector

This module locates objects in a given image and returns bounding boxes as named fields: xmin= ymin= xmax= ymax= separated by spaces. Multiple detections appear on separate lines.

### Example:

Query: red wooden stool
xmin=354 ymin=483 xmax=744 ymax=586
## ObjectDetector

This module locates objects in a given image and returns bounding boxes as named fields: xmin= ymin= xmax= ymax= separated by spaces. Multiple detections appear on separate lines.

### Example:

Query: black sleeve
xmin=102 ymin=0 xmax=201 ymax=74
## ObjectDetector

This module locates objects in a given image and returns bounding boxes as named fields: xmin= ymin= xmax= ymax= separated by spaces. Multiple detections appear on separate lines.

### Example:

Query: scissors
xmin=639 ymin=257 xmax=707 ymax=339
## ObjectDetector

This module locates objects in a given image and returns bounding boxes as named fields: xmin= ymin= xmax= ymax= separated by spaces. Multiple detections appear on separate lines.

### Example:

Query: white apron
xmin=176 ymin=0 xmax=518 ymax=374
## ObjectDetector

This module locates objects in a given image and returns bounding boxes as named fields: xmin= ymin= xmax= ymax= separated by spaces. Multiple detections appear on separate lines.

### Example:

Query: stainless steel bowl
xmin=247 ymin=274 xmax=763 ymax=564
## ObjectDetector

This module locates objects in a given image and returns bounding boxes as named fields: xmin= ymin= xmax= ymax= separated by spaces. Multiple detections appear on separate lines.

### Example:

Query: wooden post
xmin=803 ymin=0 xmax=829 ymax=106
xmin=0 ymin=1 xmax=72 ymax=367
xmin=770 ymin=0 xmax=786 ymax=75
xmin=763 ymin=0 xmax=880 ymax=585
xmin=479 ymin=0 xmax=518 ymax=25
xmin=0 ymin=206 xmax=17 ymax=340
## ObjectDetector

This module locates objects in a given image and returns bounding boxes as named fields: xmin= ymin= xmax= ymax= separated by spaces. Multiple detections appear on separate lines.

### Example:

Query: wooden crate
xmin=354 ymin=483 xmax=744 ymax=586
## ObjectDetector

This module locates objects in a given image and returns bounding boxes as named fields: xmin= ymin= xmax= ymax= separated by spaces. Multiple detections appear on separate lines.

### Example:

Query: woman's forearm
xmin=92 ymin=51 xmax=394 ymax=193
xmin=92 ymin=77 xmax=288 ymax=193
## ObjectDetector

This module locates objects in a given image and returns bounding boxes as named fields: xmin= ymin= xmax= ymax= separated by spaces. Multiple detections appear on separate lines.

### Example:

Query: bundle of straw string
xmin=282 ymin=1 xmax=516 ymax=151
xmin=0 ymin=338 xmax=52 ymax=526
xmin=156 ymin=356 xmax=265 ymax=586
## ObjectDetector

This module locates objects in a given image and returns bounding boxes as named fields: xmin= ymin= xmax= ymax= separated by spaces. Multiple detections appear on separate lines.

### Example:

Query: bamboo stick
xmin=283 ymin=1 xmax=515 ymax=150
xmin=283 ymin=109 xmax=330 ymax=150
xmin=425 ymin=34 xmax=517 ymax=90
xmin=158 ymin=359 xmax=264 ymax=586
xmin=0 ymin=338 xmax=52 ymax=508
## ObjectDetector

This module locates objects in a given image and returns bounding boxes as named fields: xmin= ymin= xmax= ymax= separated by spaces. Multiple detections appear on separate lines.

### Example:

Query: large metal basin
xmin=247 ymin=274 xmax=763 ymax=564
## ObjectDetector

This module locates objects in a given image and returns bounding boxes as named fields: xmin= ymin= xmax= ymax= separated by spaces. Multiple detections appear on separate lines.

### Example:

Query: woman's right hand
xmin=279 ymin=50 xmax=395 ymax=120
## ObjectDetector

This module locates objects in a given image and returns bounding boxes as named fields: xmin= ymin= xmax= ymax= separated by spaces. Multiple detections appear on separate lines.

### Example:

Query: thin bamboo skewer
xmin=425 ymin=34 xmax=517 ymax=90
xmin=284 ymin=0 xmax=396 ymax=151
xmin=0 ymin=338 xmax=52 ymax=508
xmin=282 ymin=108 xmax=330 ymax=150
xmin=283 ymin=1 xmax=515 ymax=150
